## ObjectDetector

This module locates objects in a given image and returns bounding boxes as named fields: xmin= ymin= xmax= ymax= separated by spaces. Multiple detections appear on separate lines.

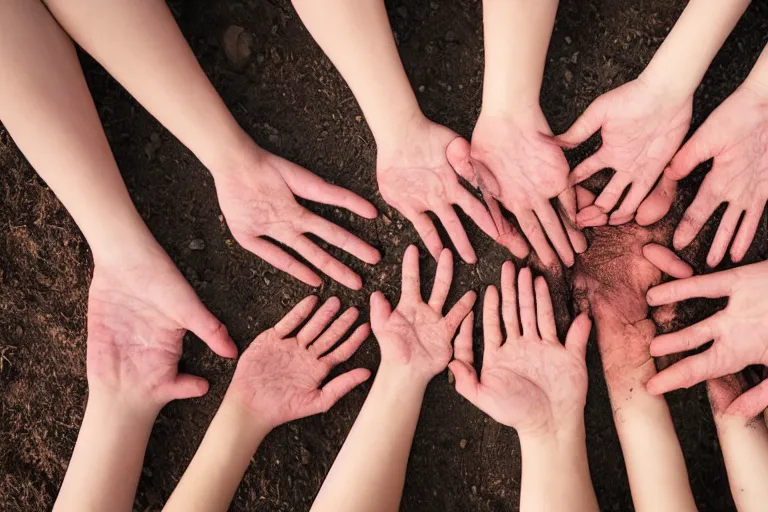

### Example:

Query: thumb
xmin=642 ymin=243 xmax=694 ymax=279
xmin=665 ymin=129 xmax=715 ymax=181
xmin=707 ymin=374 xmax=746 ymax=419
xmin=448 ymin=360 xmax=479 ymax=404
xmin=565 ymin=313 xmax=592 ymax=361
xmin=557 ymin=96 xmax=608 ymax=147
xmin=446 ymin=136 xmax=476 ymax=185
xmin=725 ymin=379 xmax=768 ymax=419
xmin=185 ymin=302 xmax=238 ymax=359
xmin=369 ymin=291 xmax=392 ymax=332
xmin=163 ymin=373 xmax=209 ymax=402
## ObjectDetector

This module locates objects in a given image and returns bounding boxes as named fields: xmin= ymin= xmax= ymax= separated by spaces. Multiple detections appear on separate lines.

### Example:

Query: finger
xmin=309 ymin=306 xmax=359 ymax=355
xmin=565 ymin=313 xmax=592 ymax=360
xmin=569 ymin=152 xmax=607 ymax=185
xmin=410 ymin=213 xmax=443 ymax=261
xmin=730 ymin=204 xmax=765 ymax=263
xmin=163 ymin=373 xmax=209 ymax=402
xmin=516 ymin=209 xmax=557 ymax=268
xmin=642 ymin=243 xmax=694 ymax=279
xmin=274 ymin=295 xmax=319 ymax=338
xmin=448 ymin=360 xmax=480 ymax=405
xmin=593 ymin=173 xmax=631 ymax=214
xmin=646 ymin=272 xmax=733 ymax=306
xmin=535 ymin=201 xmax=575 ymax=267
xmin=636 ymin=175 xmax=677 ymax=226
xmin=183 ymin=301 xmax=238 ymax=359
xmin=500 ymin=261 xmax=520 ymax=338
xmin=707 ymin=374 xmax=746 ymax=418
xmin=576 ymin=205 xmax=609 ymax=228
xmin=429 ymin=248 xmax=454 ymax=311
xmin=454 ymin=312 xmax=476 ymax=364
xmin=491 ymin=201 xmax=531 ymax=258
xmin=649 ymin=315 xmax=720 ymax=356
xmin=306 ymin=213 xmax=381 ymax=265
xmin=534 ymin=277 xmax=557 ymax=341
xmin=369 ymin=291 xmax=392 ymax=332
xmin=242 ymin=237 xmax=322 ymax=287
xmin=673 ymin=183 xmax=721 ymax=250
xmin=291 ymin=235 xmax=363 ymax=290
xmin=575 ymin=185 xmax=597 ymax=210
xmin=310 ymin=368 xmax=372 ymax=415
xmin=283 ymin=163 xmax=378 ymax=219
xmin=446 ymin=136 xmax=477 ymax=185
xmin=322 ymin=323 xmax=371 ymax=366
xmin=646 ymin=349 xmax=723 ymax=395
xmin=443 ymin=291 xmax=477 ymax=335
xmin=454 ymin=187 xmax=499 ymax=242
xmin=483 ymin=286 xmax=502 ymax=349
xmin=558 ymin=187 xmax=587 ymax=254
xmin=609 ymin=181 xmax=654 ymax=225
xmin=517 ymin=267 xmax=537 ymax=338
xmin=436 ymin=206 xmax=477 ymax=264
xmin=297 ymin=296 xmax=341 ymax=347
xmin=726 ymin=380 xmax=768 ymax=419
xmin=401 ymin=244 xmax=422 ymax=302
xmin=707 ymin=206 xmax=743 ymax=267
xmin=557 ymin=96 xmax=608 ymax=148
xmin=665 ymin=130 xmax=714 ymax=181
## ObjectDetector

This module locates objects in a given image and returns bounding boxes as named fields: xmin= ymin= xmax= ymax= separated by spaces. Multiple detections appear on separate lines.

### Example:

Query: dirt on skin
xmin=1 ymin=0 xmax=767 ymax=511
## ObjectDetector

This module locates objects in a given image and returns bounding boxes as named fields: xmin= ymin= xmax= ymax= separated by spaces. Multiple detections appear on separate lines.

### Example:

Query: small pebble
xmin=300 ymin=446 xmax=311 ymax=465
xmin=382 ymin=215 xmax=392 ymax=226
xmin=15 ymin=326 xmax=23 ymax=337
xmin=459 ymin=439 xmax=467 ymax=449
xmin=189 ymin=239 xmax=205 ymax=251
xmin=223 ymin=25 xmax=253 ymax=67
xmin=471 ymin=485 xmax=477 ymax=495
xmin=418 ymin=85 xmax=426 ymax=92
xmin=564 ymin=70 xmax=573 ymax=84
xmin=565 ymin=36 xmax=572 ymax=44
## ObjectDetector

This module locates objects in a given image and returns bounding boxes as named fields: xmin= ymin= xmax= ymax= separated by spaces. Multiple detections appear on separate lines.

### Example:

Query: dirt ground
xmin=1 ymin=0 xmax=767 ymax=510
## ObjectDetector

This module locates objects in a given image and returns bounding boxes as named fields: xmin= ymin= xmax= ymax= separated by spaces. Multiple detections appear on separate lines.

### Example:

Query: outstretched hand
xmin=87 ymin=245 xmax=238 ymax=411
xmin=450 ymin=262 xmax=591 ymax=437
xmin=647 ymin=260 xmax=768 ymax=418
xmin=227 ymin=295 xmax=371 ymax=429
xmin=666 ymin=85 xmax=768 ymax=267
xmin=558 ymin=78 xmax=691 ymax=226
xmin=370 ymin=245 xmax=476 ymax=384
xmin=214 ymin=142 xmax=380 ymax=290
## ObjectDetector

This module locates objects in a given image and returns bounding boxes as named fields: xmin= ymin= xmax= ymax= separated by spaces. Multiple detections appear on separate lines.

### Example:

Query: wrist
xmin=373 ymin=110 xmax=431 ymax=155
xmin=85 ymin=386 xmax=161 ymax=429
xmin=637 ymin=66 xmax=695 ymax=105
xmin=216 ymin=394 xmax=274 ymax=450
xmin=375 ymin=361 xmax=432 ymax=394
xmin=519 ymin=414 xmax=586 ymax=449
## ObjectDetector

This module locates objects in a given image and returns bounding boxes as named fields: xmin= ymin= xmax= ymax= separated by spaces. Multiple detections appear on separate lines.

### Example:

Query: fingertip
xmin=645 ymin=376 xmax=663 ymax=395
xmin=646 ymin=288 xmax=660 ymax=307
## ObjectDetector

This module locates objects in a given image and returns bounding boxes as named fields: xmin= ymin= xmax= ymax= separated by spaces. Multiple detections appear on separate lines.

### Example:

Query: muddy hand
xmin=214 ymin=143 xmax=380 ymax=290
xmin=647 ymin=260 xmax=768 ymax=418
xmin=450 ymin=262 xmax=591 ymax=436
xmin=558 ymin=78 xmax=691 ymax=226
xmin=227 ymin=295 xmax=371 ymax=428
xmin=666 ymin=85 xmax=768 ymax=267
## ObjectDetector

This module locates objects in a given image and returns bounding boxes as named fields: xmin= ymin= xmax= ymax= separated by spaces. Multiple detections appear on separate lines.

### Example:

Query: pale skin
xmin=163 ymin=296 xmax=371 ymax=512
xmin=666 ymin=44 xmax=768 ymax=267
xmin=708 ymin=374 xmax=768 ymax=512
xmin=450 ymin=263 xmax=598 ymax=512
xmin=42 ymin=0 xmax=381 ymax=290
xmin=310 ymin=245 xmax=476 ymax=512
xmin=559 ymin=0 xmax=752 ymax=227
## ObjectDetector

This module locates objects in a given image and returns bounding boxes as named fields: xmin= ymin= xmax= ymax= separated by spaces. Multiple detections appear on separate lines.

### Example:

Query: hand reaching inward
xmin=370 ymin=245 xmax=476 ymax=384
xmin=87 ymin=244 xmax=238 ymax=411
xmin=214 ymin=142 xmax=381 ymax=290
xmin=227 ymin=295 xmax=371 ymax=429
xmin=450 ymin=262 xmax=591 ymax=437
xmin=666 ymin=85 xmax=768 ymax=267
xmin=558 ymin=78 xmax=692 ymax=226
xmin=647 ymin=260 xmax=768 ymax=418
xmin=470 ymin=106 xmax=586 ymax=268
xmin=376 ymin=118 xmax=501 ymax=264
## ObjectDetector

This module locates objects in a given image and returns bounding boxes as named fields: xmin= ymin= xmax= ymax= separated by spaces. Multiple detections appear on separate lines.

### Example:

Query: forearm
xmin=54 ymin=391 xmax=158 ymax=512
xmin=291 ymin=0 xmax=424 ymax=146
xmin=164 ymin=397 xmax=271 ymax=512
xmin=640 ymin=0 xmax=751 ymax=100
xmin=311 ymin=365 xmax=426 ymax=512
xmin=480 ymin=0 xmax=558 ymax=114
xmin=519 ymin=422 xmax=598 ymax=512
xmin=715 ymin=415 xmax=768 ymax=512
xmin=43 ymin=0 xmax=250 ymax=174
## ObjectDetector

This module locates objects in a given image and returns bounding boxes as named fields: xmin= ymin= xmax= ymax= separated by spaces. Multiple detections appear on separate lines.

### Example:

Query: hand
xmin=370 ymin=245 xmax=476 ymax=384
xmin=666 ymin=85 xmax=768 ymax=266
xmin=214 ymin=141 xmax=381 ymax=290
xmin=450 ymin=262 xmax=591 ymax=437
xmin=376 ymin=117 xmax=501 ymax=264
xmin=86 ymin=244 xmax=238 ymax=412
xmin=646 ymin=260 xmax=768 ymax=418
xmin=227 ymin=295 xmax=371 ymax=429
xmin=470 ymin=107 xmax=586 ymax=267
xmin=558 ymin=78 xmax=692 ymax=226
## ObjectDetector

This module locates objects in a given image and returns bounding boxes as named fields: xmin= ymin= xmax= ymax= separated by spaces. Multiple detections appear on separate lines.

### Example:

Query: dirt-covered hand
xmin=470 ymin=107 xmax=586 ymax=267
xmin=214 ymin=143 xmax=380 ymax=290
xmin=86 ymin=245 xmax=238 ymax=411
xmin=370 ymin=245 xmax=476 ymax=384
xmin=558 ymin=78 xmax=692 ymax=226
xmin=376 ymin=118 xmax=500 ymax=264
xmin=450 ymin=262 xmax=591 ymax=436
xmin=666 ymin=85 xmax=768 ymax=266
xmin=227 ymin=296 xmax=371 ymax=429
xmin=647 ymin=260 xmax=768 ymax=418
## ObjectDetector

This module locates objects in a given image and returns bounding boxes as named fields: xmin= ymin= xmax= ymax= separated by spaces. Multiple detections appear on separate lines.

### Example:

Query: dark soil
xmin=1 ymin=0 xmax=767 ymax=510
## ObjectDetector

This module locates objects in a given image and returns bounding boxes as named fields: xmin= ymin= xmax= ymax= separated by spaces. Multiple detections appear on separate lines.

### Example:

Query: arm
xmin=165 ymin=296 xmax=370 ymax=512
xmin=311 ymin=245 xmax=476 ymax=511
xmin=559 ymin=0 xmax=751 ymax=227
xmin=450 ymin=262 xmax=598 ymax=511
xmin=42 ymin=0 xmax=380 ymax=290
